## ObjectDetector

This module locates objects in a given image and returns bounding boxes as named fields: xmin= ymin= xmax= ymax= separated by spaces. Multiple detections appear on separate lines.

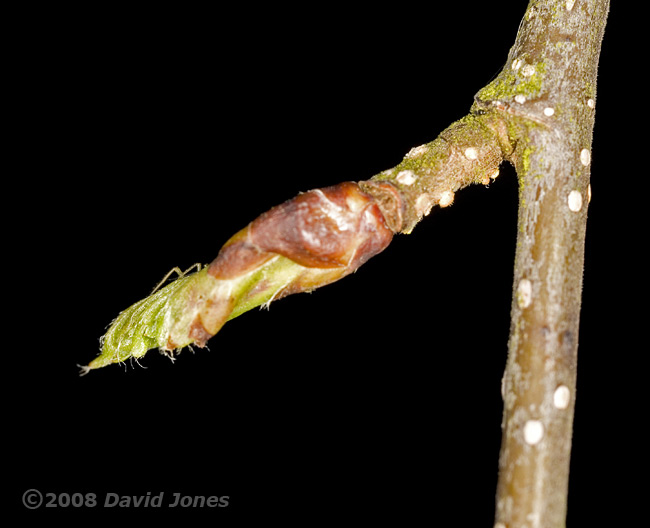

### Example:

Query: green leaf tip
xmin=83 ymin=256 xmax=342 ymax=374
xmin=85 ymin=270 xmax=201 ymax=373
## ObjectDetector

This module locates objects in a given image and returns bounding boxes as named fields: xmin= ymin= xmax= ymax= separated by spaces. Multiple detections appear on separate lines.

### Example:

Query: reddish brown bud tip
xmin=206 ymin=181 xmax=394 ymax=302
xmin=250 ymin=181 xmax=393 ymax=269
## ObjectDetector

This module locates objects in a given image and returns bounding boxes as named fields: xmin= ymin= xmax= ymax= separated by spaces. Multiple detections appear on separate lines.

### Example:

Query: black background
xmin=7 ymin=2 xmax=642 ymax=525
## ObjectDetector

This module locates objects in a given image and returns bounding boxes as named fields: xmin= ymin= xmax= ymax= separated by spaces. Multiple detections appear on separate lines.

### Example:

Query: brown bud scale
xmin=208 ymin=182 xmax=394 ymax=279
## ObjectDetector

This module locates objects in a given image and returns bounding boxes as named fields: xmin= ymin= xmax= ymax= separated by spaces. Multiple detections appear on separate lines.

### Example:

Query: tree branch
xmin=84 ymin=2 xmax=610 ymax=526
xmin=476 ymin=1 xmax=610 ymax=526
xmin=84 ymin=112 xmax=509 ymax=372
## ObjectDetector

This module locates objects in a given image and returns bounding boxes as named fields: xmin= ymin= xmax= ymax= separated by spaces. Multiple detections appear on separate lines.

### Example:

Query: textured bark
xmin=473 ymin=1 xmax=610 ymax=526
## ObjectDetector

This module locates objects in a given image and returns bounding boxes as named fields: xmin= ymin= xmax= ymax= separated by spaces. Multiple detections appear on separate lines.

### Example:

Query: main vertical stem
xmin=497 ymin=134 xmax=587 ymax=527
xmin=480 ymin=1 xmax=610 ymax=526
